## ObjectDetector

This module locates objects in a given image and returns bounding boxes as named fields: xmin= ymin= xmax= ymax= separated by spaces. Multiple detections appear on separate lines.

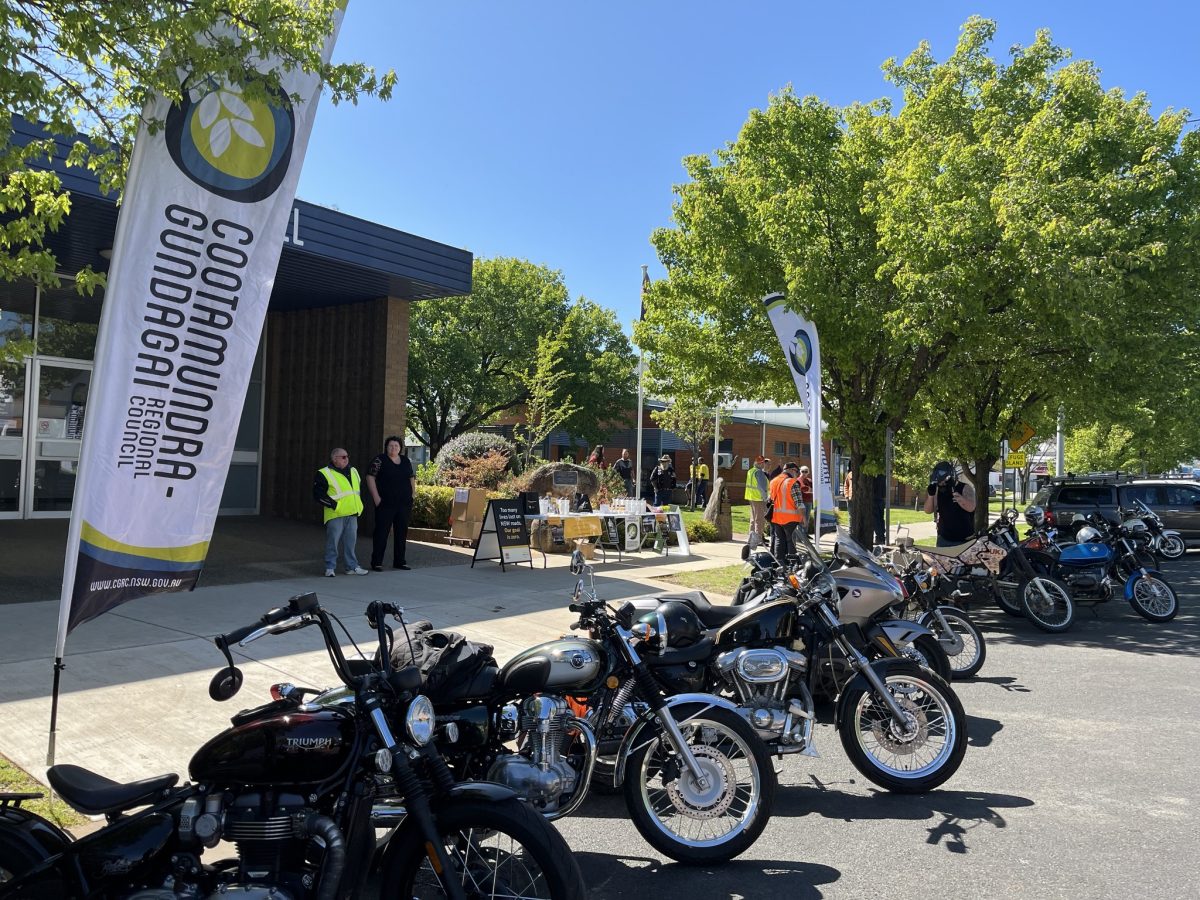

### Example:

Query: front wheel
xmin=1158 ymin=534 xmax=1187 ymax=560
xmin=623 ymin=704 xmax=775 ymax=864
xmin=838 ymin=662 xmax=967 ymax=793
xmin=1128 ymin=575 xmax=1179 ymax=623
xmin=922 ymin=608 xmax=986 ymax=679
xmin=1019 ymin=576 xmax=1075 ymax=633
xmin=380 ymin=797 xmax=586 ymax=900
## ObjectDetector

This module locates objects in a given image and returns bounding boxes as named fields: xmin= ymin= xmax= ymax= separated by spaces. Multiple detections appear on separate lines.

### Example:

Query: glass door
xmin=25 ymin=358 xmax=92 ymax=518
xmin=0 ymin=357 xmax=28 ymax=518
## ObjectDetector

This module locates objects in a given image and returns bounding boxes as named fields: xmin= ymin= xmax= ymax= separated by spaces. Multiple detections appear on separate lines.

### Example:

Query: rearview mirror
xmin=740 ymin=544 xmax=751 ymax=561
xmin=569 ymin=550 xmax=586 ymax=575
xmin=208 ymin=665 xmax=243 ymax=702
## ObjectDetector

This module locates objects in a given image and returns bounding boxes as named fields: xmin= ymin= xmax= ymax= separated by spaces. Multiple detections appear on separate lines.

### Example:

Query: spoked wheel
xmin=899 ymin=634 xmax=952 ymax=683
xmin=838 ymin=662 xmax=967 ymax=793
xmin=1128 ymin=575 xmax=1179 ymax=623
xmin=922 ymin=607 xmax=986 ymax=679
xmin=1158 ymin=534 xmax=1187 ymax=560
xmin=1019 ymin=576 xmax=1075 ymax=633
xmin=992 ymin=574 xmax=1025 ymax=617
xmin=381 ymin=797 xmax=586 ymax=900
xmin=624 ymin=704 xmax=775 ymax=864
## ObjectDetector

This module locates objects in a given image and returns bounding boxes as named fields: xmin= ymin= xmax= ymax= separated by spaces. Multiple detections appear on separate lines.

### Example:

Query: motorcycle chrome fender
xmin=1123 ymin=569 xmax=1165 ymax=600
xmin=611 ymin=694 xmax=743 ymax=789
xmin=834 ymin=657 xmax=934 ymax=732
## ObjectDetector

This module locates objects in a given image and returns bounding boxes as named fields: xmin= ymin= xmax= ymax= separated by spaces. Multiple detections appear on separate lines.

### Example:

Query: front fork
xmin=619 ymin=626 xmax=713 ymax=791
xmin=816 ymin=604 xmax=911 ymax=726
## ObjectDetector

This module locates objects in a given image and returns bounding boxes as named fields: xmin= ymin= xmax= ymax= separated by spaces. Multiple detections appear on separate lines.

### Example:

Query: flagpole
xmin=635 ymin=265 xmax=649 ymax=504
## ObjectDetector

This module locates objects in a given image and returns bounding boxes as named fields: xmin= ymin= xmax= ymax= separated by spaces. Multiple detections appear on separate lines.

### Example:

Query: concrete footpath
xmin=0 ymin=538 xmax=751 ymax=787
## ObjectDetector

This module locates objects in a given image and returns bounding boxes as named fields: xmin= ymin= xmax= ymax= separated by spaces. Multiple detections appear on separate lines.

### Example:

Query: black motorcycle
xmin=0 ymin=593 xmax=585 ymax=900
xmin=586 ymin=533 xmax=968 ymax=794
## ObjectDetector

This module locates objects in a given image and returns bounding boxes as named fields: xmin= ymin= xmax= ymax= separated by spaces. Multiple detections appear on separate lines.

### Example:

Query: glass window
xmin=774 ymin=441 xmax=786 ymax=455
xmin=220 ymin=463 xmax=259 ymax=510
xmin=0 ymin=282 xmax=36 ymax=356
xmin=1122 ymin=485 xmax=1163 ymax=506
xmin=1164 ymin=485 xmax=1200 ymax=506
xmin=36 ymin=282 xmax=102 ymax=360
xmin=1057 ymin=486 xmax=1114 ymax=505
xmin=788 ymin=442 xmax=800 ymax=456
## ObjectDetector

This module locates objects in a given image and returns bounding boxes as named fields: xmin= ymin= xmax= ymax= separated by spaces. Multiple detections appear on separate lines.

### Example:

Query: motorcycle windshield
xmin=834 ymin=529 xmax=896 ymax=583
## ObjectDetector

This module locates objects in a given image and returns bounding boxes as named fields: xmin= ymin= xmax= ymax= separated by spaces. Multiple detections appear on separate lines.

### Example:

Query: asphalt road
xmin=553 ymin=555 xmax=1200 ymax=899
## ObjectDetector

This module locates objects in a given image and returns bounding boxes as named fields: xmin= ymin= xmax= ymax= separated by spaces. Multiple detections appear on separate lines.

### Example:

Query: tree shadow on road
xmin=573 ymin=851 xmax=840 ymax=899
xmin=774 ymin=780 xmax=1034 ymax=854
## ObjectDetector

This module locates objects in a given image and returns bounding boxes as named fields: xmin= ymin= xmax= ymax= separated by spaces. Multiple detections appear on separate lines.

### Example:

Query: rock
xmin=524 ymin=462 xmax=601 ymax=497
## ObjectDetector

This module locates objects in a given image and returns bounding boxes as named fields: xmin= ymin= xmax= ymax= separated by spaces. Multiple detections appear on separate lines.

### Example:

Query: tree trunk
xmin=967 ymin=455 xmax=997 ymax=532
xmin=847 ymin=452 xmax=875 ymax=548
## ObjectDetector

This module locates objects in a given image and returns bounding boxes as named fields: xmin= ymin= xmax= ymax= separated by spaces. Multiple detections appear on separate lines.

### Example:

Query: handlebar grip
xmin=220 ymin=622 xmax=261 ymax=646
xmin=568 ymin=603 xmax=583 ymax=614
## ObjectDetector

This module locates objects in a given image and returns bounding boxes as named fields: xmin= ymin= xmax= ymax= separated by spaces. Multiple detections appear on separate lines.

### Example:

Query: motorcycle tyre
xmin=922 ymin=608 xmax=986 ymax=679
xmin=905 ymin=634 xmax=952 ymax=683
xmin=0 ymin=829 xmax=47 ymax=885
xmin=379 ymin=796 xmax=586 ymax=900
xmin=838 ymin=661 xmax=967 ymax=794
xmin=1128 ymin=575 xmax=1179 ymax=623
xmin=1019 ymin=576 xmax=1075 ymax=633
xmin=622 ymin=705 xmax=775 ymax=865
xmin=1158 ymin=534 xmax=1187 ymax=560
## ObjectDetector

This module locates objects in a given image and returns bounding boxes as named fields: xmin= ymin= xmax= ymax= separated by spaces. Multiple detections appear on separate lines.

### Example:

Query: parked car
xmin=1027 ymin=475 xmax=1200 ymax=544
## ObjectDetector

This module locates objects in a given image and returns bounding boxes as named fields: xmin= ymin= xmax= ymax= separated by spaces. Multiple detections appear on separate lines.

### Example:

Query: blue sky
xmin=298 ymin=1 xmax=1199 ymax=334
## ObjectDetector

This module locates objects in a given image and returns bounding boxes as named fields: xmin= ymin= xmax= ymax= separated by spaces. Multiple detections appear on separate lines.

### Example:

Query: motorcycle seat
xmin=47 ymin=764 xmax=178 ymax=815
xmin=922 ymin=541 xmax=978 ymax=560
xmin=643 ymin=635 xmax=715 ymax=666
xmin=652 ymin=590 xmax=749 ymax=628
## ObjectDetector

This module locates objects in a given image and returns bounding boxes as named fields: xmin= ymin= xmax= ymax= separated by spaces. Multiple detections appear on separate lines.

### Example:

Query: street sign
xmin=1006 ymin=451 xmax=1028 ymax=469
xmin=1008 ymin=422 xmax=1036 ymax=451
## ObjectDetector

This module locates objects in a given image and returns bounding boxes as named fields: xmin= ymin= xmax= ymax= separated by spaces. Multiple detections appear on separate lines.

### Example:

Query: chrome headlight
xmin=405 ymin=695 xmax=435 ymax=746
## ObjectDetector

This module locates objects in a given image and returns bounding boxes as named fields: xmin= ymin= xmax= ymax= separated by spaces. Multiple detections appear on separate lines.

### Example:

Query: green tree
xmin=640 ymin=18 xmax=1199 ymax=545
xmin=1 ymin=0 xmax=393 ymax=290
xmin=557 ymin=299 xmax=637 ymax=446
xmin=651 ymin=398 xmax=728 ymax=511
xmin=515 ymin=327 xmax=578 ymax=470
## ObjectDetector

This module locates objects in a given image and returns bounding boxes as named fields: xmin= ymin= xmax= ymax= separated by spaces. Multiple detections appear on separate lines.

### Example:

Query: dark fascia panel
xmin=8 ymin=115 xmax=472 ymax=305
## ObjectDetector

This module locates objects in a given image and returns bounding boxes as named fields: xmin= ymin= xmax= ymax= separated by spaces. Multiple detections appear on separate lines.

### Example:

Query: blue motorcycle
xmin=1023 ymin=508 xmax=1179 ymax=623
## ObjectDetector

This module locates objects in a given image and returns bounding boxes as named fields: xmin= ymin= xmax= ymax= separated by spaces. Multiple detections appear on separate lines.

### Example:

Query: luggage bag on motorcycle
xmin=385 ymin=621 xmax=498 ymax=702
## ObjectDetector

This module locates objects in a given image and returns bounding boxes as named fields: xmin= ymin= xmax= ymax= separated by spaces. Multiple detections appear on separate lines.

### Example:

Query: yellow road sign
xmin=1006 ymin=451 xmax=1027 ymax=469
xmin=1008 ymin=422 xmax=1036 ymax=451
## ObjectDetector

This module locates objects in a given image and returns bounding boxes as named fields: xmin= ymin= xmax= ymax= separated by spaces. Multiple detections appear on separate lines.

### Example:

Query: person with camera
xmin=922 ymin=460 xmax=977 ymax=547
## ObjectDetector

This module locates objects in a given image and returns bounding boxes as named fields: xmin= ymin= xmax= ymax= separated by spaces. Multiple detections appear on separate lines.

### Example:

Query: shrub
xmin=434 ymin=433 xmax=516 ymax=483
xmin=686 ymin=519 xmax=719 ymax=543
xmin=441 ymin=450 xmax=511 ymax=490
xmin=411 ymin=485 xmax=455 ymax=529
xmin=415 ymin=459 xmax=439 ymax=485
xmin=588 ymin=463 xmax=628 ymax=503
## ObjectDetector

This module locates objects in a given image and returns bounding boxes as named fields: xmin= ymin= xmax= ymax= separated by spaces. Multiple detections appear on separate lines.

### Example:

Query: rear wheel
xmin=900 ymin=634 xmax=952 ymax=683
xmin=0 ymin=829 xmax=46 ymax=885
xmin=1128 ymin=575 xmax=1178 ymax=623
xmin=1019 ymin=576 xmax=1075 ymax=633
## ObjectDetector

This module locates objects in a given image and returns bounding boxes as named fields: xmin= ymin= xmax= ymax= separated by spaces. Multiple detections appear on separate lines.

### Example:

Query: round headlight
xmin=405 ymin=695 xmax=435 ymax=746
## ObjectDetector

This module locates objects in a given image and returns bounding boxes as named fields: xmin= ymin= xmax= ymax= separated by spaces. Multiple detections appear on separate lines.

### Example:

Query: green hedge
xmin=686 ymin=519 xmax=719 ymax=543
xmin=411 ymin=485 xmax=456 ymax=529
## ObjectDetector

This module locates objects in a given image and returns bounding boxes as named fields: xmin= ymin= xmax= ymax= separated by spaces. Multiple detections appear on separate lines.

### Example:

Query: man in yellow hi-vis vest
xmin=313 ymin=447 xmax=368 ymax=577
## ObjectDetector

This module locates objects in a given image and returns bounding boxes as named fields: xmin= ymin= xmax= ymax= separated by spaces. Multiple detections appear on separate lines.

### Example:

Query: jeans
xmin=770 ymin=521 xmax=797 ymax=560
xmin=653 ymin=489 xmax=669 ymax=507
xmin=325 ymin=514 xmax=361 ymax=571
xmin=371 ymin=504 xmax=412 ymax=567
xmin=696 ymin=479 xmax=707 ymax=506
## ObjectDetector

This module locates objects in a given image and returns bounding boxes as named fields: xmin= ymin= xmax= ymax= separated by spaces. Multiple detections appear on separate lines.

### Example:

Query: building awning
xmin=13 ymin=117 xmax=472 ymax=307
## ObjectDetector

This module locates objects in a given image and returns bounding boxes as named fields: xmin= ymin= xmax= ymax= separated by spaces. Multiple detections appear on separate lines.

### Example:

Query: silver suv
xmin=1028 ymin=476 xmax=1200 ymax=545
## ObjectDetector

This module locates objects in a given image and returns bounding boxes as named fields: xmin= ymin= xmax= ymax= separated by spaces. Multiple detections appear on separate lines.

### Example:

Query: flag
xmin=55 ymin=8 xmax=349 ymax=651
xmin=640 ymin=264 xmax=650 ymax=321
xmin=762 ymin=292 xmax=835 ymax=512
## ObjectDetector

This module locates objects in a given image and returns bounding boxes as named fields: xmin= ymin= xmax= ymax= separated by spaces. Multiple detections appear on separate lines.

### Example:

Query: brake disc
xmin=664 ymin=745 xmax=736 ymax=819
xmin=870 ymin=695 xmax=928 ymax=756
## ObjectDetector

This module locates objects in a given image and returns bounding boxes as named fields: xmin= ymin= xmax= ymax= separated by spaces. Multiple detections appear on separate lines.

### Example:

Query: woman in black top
xmin=366 ymin=435 xmax=417 ymax=570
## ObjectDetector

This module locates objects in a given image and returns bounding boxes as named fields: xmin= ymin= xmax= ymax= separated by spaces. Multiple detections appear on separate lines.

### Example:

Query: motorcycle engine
xmin=487 ymin=696 xmax=579 ymax=813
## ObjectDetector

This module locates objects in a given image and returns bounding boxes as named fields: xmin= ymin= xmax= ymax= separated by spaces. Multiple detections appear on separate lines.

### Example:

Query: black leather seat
xmin=653 ymin=590 xmax=753 ymax=628
xmin=47 ymin=764 xmax=178 ymax=815
xmin=643 ymin=635 xmax=715 ymax=666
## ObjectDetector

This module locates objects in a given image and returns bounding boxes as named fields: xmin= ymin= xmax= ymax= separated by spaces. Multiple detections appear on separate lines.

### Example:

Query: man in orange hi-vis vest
xmin=768 ymin=460 xmax=806 ymax=559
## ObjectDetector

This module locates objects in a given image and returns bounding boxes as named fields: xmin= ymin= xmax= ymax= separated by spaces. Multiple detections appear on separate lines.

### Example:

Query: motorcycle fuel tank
xmin=189 ymin=707 xmax=355 ymax=786
xmin=834 ymin=567 xmax=901 ymax=625
xmin=499 ymin=638 xmax=605 ymax=695
xmin=715 ymin=600 xmax=798 ymax=649
xmin=1059 ymin=542 xmax=1112 ymax=566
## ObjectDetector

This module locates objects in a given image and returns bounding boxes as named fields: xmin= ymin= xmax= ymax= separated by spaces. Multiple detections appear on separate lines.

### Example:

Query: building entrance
xmin=24 ymin=357 xmax=92 ymax=517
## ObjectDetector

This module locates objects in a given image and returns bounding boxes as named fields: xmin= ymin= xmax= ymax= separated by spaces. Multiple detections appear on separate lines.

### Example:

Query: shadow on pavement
xmin=775 ymin=782 xmax=1034 ymax=854
xmin=574 ymin=850 xmax=840 ymax=899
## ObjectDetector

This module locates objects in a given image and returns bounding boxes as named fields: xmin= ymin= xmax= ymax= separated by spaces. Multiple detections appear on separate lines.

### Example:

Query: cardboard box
xmin=449 ymin=487 xmax=489 ymax=542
